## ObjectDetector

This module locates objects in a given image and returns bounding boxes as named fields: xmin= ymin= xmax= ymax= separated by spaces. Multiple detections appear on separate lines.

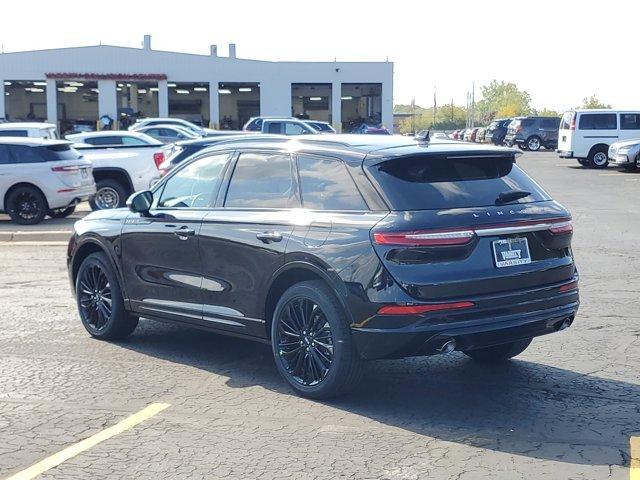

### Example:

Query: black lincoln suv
xmin=67 ymin=135 xmax=579 ymax=398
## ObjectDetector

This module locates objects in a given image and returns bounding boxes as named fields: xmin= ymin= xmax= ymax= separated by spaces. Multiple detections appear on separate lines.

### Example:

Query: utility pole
xmin=471 ymin=81 xmax=476 ymax=128
xmin=432 ymin=87 xmax=437 ymax=129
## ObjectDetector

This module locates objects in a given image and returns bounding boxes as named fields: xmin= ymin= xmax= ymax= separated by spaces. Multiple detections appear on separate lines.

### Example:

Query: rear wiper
xmin=495 ymin=190 xmax=531 ymax=205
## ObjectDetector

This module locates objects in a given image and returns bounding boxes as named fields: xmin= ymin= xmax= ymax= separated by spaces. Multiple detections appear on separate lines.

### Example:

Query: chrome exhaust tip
xmin=439 ymin=339 xmax=456 ymax=354
xmin=556 ymin=318 xmax=572 ymax=331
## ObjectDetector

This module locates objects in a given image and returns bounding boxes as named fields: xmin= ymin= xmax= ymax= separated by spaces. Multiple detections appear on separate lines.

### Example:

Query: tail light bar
xmin=51 ymin=165 xmax=80 ymax=173
xmin=378 ymin=301 xmax=475 ymax=315
xmin=559 ymin=280 xmax=579 ymax=293
xmin=569 ymin=117 xmax=576 ymax=131
xmin=153 ymin=152 xmax=165 ymax=169
xmin=374 ymin=218 xmax=572 ymax=247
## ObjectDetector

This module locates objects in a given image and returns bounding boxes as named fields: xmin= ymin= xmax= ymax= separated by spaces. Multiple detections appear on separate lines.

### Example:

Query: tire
xmin=463 ymin=338 xmax=532 ymax=363
xmin=6 ymin=185 xmax=48 ymax=225
xmin=577 ymin=159 xmax=589 ymax=166
xmin=271 ymin=280 xmax=363 ymax=399
xmin=587 ymin=146 xmax=609 ymax=169
xmin=526 ymin=136 xmax=541 ymax=151
xmin=89 ymin=179 xmax=128 ymax=210
xmin=623 ymin=163 xmax=638 ymax=171
xmin=76 ymin=252 xmax=138 ymax=340
xmin=518 ymin=143 xmax=528 ymax=151
xmin=48 ymin=205 xmax=76 ymax=219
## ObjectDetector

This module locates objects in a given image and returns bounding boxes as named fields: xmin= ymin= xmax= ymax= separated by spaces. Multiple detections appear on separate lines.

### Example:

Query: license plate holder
xmin=492 ymin=237 xmax=531 ymax=268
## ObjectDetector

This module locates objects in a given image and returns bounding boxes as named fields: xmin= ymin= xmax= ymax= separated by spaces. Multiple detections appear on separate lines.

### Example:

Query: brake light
xmin=570 ymin=117 xmax=576 ymax=131
xmin=373 ymin=229 xmax=475 ymax=247
xmin=51 ymin=165 xmax=80 ymax=173
xmin=515 ymin=125 xmax=523 ymax=133
xmin=548 ymin=220 xmax=573 ymax=235
xmin=378 ymin=301 xmax=475 ymax=315
xmin=559 ymin=280 xmax=578 ymax=292
xmin=153 ymin=152 xmax=164 ymax=169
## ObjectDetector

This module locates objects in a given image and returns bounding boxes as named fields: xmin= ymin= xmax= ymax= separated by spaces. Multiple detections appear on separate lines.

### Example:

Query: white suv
xmin=0 ymin=139 xmax=95 ymax=224
xmin=0 ymin=122 xmax=58 ymax=140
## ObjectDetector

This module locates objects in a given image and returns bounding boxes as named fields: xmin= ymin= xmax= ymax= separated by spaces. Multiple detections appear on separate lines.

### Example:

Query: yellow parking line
xmin=632 ymin=436 xmax=640 ymax=480
xmin=6 ymin=402 xmax=170 ymax=480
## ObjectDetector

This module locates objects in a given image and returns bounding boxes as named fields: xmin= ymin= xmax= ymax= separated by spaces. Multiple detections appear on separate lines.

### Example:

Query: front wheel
xmin=271 ymin=280 xmax=363 ymax=399
xmin=76 ymin=252 xmax=138 ymax=340
xmin=462 ymin=338 xmax=532 ymax=362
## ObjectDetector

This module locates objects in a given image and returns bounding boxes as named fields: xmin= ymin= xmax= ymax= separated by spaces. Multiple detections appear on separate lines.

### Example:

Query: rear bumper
xmin=556 ymin=150 xmax=574 ymax=158
xmin=48 ymin=184 xmax=96 ymax=210
xmin=352 ymin=281 xmax=579 ymax=360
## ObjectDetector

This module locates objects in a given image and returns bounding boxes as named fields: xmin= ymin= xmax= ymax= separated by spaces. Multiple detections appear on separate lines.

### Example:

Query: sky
xmin=1 ymin=0 xmax=636 ymax=112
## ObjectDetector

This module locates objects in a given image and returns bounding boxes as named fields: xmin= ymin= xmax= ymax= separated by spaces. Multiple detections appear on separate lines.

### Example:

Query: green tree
xmin=476 ymin=80 xmax=532 ymax=123
xmin=395 ymin=103 xmax=467 ymax=133
xmin=580 ymin=95 xmax=611 ymax=109
xmin=534 ymin=108 xmax=560 ymax=117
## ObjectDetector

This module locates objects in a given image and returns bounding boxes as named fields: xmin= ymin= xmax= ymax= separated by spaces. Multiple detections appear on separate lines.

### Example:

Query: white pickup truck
xmin=67 ymin=131 xmax=166 ymax=210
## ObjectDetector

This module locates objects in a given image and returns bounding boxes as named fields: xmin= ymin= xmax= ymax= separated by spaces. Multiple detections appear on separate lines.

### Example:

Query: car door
xmin=0 ymin=145 xmax=15 ymax=209
xmin=619 ymin=113 xmax=640 ymax=141
xmin=120 ymin=151 xmax=232 ymax=323
xmin=198 ymin=150 xmax=300 ymax=337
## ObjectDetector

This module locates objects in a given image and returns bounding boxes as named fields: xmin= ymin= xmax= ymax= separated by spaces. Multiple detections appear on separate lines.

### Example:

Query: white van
xmin=0 ymin=122 xmax=58 ymax=140
xmin=557 ymin=110 xmax=640 ymax=168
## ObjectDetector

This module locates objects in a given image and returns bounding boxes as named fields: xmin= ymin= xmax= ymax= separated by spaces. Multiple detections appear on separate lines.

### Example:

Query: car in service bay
xmin=67 ymin=135 xmax=579 ymax=399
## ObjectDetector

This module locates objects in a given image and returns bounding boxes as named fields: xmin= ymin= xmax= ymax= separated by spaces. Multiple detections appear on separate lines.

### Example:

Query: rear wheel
xmin=90 ymin=179 xmax=127 ymax=210
xmin=588 ymin=147 xmax=609 ymax=169
xmin=526 ymin=136 xmax=541 ymax=151
xmin=518 ymin=143 xmax=528 ymax=151
xmin=48 ymin=205 xmax=76 ymax=218
xmin=271 ymin=280 xmax=362 ymax=399
xmin=6 ymin=186 xmax=48 ymax=225
xmin=577 ymin=159 xmax=589 ymax=166
xmin=76 ymin=252 xmax=138 ymax=340
xmin=463 ymin=338 xmax=532 ymax=362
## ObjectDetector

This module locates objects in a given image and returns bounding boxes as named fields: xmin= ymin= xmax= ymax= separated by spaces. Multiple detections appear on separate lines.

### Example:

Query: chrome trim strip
xmin=475 ymin=223 xmax=553 ymax=236
xmin=201 ymin=316 xmax=245 ymax=328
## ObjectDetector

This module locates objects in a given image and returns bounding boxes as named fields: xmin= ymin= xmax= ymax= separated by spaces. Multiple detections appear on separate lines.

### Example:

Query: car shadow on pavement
xmin=120 ymin=319 xmax=637 ymax=468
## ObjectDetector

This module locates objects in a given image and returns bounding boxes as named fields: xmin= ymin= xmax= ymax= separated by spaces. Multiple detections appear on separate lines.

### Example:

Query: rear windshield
xmin=367 ymin=155 xmax=550 ymax=210
xmin=40 ymin=144 xmax=82 ymax=161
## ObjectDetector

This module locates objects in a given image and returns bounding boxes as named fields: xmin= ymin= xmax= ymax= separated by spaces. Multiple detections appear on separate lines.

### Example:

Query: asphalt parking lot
xmin=1 ymin=150 xmax=639 ymax=480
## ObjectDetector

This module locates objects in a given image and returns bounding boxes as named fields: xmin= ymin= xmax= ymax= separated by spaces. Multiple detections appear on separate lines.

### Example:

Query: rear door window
xmin=578 ymin=113 xmax=617 ymax=130
xmin=225 ymin=152 xmax=299 ymax=208
xmin=297 ymin=155 xmax=367 ymax=210
xmin=620 ymin=114 xmax=640 ymax=130
xmin=0 ymin=145 xmax=13 ymax=164
xmin=0 ymin=130 xmax=28 ymax=137
xmin=541 ymin=118 xmax=559 ymax=129
xmin=559 ymin=112 xmax=574 ymax=130
xmin=366 ymin=155 xmax=550 ymax=210
xmin=266 ymin=122 xmax=282 ymax=134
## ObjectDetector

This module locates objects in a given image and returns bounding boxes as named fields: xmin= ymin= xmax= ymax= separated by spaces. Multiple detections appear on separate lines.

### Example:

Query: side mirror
xmin=127 ymin=190 xmax=153 ymax=215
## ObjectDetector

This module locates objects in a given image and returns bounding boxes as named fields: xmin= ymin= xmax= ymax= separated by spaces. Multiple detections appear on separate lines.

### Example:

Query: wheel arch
xmin=587 ymin=143 xmax=610 ymax=158
xmin=92 ymin=168 xmax=134 ymax=194
xmin=264 ymin=261 xmax=351 ymax=335
xmin=70 ymin=238 xmax=126 ymax=300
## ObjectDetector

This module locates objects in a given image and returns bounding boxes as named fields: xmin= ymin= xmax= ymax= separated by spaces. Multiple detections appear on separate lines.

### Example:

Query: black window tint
xmin=541 ymin=118 xmax=559 ymax=129
xmin=146 ymin=129 xmax=162 ymax=136
xmin=298 ymin=155 xmax=367 ymax=211
xmin=522 ymin=119 xmax=535 ymax=127
xmin=158 ymin=153 xmax=229 ymax=208
xmin=579 ymin=113 xmax=617 ymax=130
xmin=367 ymin=155 xmax=550 ymax=210
xmin=85 ymin=136 xmax=124 ymax=146
xmin=0 ymin=145 xmax=12 ymax=164
xmin=0 ymin=130 xmax=28 ymax=137
xmin=620 ymin=114 xmax=640 ymax=130
xmin=225 ymin=152 xmax=298 ymax=208
xmin=6 ymin=145 xmax=43 ymax=164
xmin=40 ymin=144 xmax=81 ymax=161
xmin=266 ymin=122 xmax=281 ymax=134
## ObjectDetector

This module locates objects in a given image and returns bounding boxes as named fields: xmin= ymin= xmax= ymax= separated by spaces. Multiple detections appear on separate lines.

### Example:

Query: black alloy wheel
xmin=275 ymin=297 xmax=335 ymax=387
xmin=271 ymin=280 xmax=363 ymax=399
xmin=7 ymin=186 xmax=47 ymax=225
xmin=78 ymin=262 xmax=113 ymax=332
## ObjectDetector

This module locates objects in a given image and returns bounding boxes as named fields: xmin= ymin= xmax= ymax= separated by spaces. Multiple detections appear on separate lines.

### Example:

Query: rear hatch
xmin=558 ymin=111 xmax=575 ymax=152
xmin=43 ymin=144 xmax=93 ymax=188
xmin=366 ymin=151 xmax=574 ymax=301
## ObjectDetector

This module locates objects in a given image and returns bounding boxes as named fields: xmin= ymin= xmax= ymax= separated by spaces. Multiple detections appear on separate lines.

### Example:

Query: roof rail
xmin=202 ymin=134 xmax=352 ymax=149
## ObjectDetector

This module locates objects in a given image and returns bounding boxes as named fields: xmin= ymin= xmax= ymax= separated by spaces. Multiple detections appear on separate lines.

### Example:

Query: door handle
xmin=174 ymin=226 xmax=196 ymax=240
xmin=256 ymin=231 xmax=283 ymax=243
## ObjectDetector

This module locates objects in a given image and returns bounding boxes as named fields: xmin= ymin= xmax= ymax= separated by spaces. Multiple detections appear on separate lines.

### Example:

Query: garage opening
xmin=56 ymin=80 xmax=99 ymax=135
xmin=117 ymin=81 xmax=159 ymax=129
xmin=218 ymin=82 xmax=260 ymax=130
xmin=341 ymin=83 xmax=383 ymax=133
xmin=3 ymin=80 xmax=48 ymax=122
xmin=291 ymin=83 xmax=332 ymax=123
xmin=169 ymin=82 xmax=210 ymax=127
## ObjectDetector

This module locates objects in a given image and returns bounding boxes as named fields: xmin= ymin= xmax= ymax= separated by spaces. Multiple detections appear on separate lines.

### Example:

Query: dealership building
xmin=0 ymin=36 xmax=393 ymax=134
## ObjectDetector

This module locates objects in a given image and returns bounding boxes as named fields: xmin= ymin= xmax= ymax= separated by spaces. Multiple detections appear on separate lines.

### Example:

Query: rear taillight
xmin=559 ymin=280 xmax=578 ymax=293
xmin=378 ymin=301 xmax=475 ymax=315
xmin=153 ymin=152 xmax=164 ymax=169
xmin=51 ymin=165 xmax=80 ymax=173
xmin=570 ymin=117 xmax=576 ymax=131
xmin=548 ymin=220 xmax=573 ymax=235
xmin=373 ymin=229 xmax=475 ymax=247
xmin=515 ymin=125 xmax=523 ymax=133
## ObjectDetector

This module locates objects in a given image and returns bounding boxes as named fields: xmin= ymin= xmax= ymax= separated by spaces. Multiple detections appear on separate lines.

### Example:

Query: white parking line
xmin=632 ymin=436 xmax=639 ymax=480
xmin=6 ymin=402 xmax=170 ymax=480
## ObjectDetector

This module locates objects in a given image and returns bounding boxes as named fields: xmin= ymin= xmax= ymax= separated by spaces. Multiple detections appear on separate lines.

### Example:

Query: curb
xmin=0 ymin=230 xmax=72 ymax=242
